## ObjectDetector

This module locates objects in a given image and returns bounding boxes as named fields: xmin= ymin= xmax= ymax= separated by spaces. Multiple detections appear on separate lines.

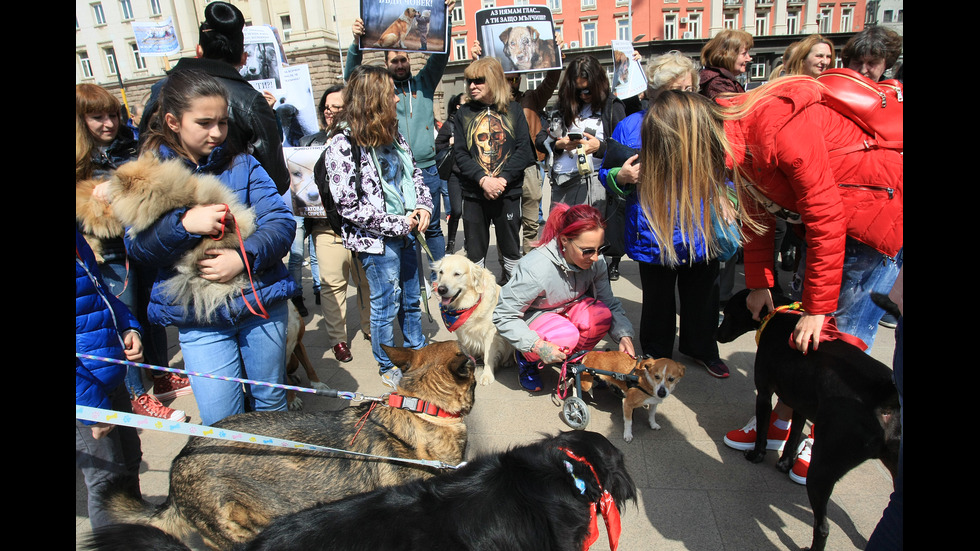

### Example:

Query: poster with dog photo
xmin=474 ymin=6 xmax=560 ymax=74
xmin=610 ymin=40 xmax=647 ymax=99
xmin=360 ymin=0 xmax=448 ymax=54
xmin=285 ymin=147 xmax=327 ymax=218
xmin=275 ymin=65 xmax=320 ymax=148
xmin=240 ymin=25 xmax=285 ymax=90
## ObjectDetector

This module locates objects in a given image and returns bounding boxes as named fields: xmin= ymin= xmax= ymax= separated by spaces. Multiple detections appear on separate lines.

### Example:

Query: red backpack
xmin=816 ymin=68 xmax=903 ymax=154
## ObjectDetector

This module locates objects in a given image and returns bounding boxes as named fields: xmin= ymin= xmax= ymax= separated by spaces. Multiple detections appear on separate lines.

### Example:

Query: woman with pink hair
xmin=493 ymin=203 xmax=635 ymax=391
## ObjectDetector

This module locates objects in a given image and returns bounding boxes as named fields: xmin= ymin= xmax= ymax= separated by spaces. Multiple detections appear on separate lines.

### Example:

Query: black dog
xmin=84 ymin=431 xmax=636 ymax=551
xmin=717 ymin=289 xmax=900 ymax=551
xmin=240 ymin=430 xmax=636 ymax=551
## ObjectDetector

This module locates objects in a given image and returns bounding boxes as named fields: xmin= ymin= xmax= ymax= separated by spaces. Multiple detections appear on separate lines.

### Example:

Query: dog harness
xmin=560 ymin=447 xmax=622 ymax=551
xmin=439 ymin=294 xmax=482 ymax=332
xmin=757 ymin=303 xmax=868 ymax=351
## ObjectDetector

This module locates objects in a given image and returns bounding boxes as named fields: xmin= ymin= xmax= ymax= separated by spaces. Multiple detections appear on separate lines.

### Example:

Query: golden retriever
xmin=433 ymin=254 xmax=514 ymax=386
xmin=375 ymin=8 xmax=420 ymax=49
xmin=499 ymin=26 xmax=557 ymax=72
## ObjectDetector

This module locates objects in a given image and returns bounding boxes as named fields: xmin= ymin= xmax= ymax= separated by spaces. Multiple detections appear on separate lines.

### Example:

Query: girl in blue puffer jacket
xmin=125 ymin=70 xmax=297 ymax=425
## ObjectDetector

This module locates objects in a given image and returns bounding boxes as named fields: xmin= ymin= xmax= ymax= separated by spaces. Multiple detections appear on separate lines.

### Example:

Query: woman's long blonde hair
xmin=783 ymin=34 xmax=835 ymax=77
xmin=463 ymin=57 xmax=511 ymax=112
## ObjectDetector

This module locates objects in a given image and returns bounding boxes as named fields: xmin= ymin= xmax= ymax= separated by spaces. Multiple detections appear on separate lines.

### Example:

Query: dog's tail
xmin=100 ymin=480 xmax=195 ymax=545
xmin=80 ymin=523 xmax=191 ymax=551
xmin=870 ymin=292 xmax=901 ymax=320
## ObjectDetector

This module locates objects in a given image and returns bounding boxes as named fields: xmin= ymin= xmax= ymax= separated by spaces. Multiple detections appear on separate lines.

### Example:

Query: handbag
xmin=816 ymin=68 xmax=903 ymax=153
xmin=436 ymin=126 xmax=456 ymax=180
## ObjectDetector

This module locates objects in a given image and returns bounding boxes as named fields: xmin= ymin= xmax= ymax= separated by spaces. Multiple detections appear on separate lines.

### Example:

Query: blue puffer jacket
xmin=76 ymin=228 xmax=141 ymax=423
xmin=125 ymin=145 xmax=298 ymax=327
xmin=599 ymin=111 xmax=720 ymax=266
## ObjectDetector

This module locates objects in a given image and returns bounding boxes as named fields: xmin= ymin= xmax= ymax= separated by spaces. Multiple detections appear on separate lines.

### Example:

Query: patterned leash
xmin=75 ymin=404 xmax=461 ymax=470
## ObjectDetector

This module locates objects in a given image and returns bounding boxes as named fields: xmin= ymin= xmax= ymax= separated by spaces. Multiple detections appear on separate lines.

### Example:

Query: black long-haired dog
xmin=84 ymin=431 xmax=636 ymax=551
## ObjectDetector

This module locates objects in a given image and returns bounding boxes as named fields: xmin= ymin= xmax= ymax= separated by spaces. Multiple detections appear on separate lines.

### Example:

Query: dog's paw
xmin=775 ymin=457 xmax=794 ymax=473
xmin=478 ymin=368 xmax=495 ymax=386
xmin=649 ymin=420 xmax=662 ymax=430
xmin=623 ymin=430 xmax=634 ymax=443
xmin=744 ymin=449 xmax=766 ymax=463
xmin=288 ymin=396 xmax=304 ymax=411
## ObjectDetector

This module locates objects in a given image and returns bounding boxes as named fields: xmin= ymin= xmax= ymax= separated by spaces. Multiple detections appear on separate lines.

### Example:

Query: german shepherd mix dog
xmin=104 ymin=341 xmax=476 ymax=550
xmin=86 ymin=431 xmax=636 ymax=551
xmin=717 ymin=289 xmax=900 ymax=551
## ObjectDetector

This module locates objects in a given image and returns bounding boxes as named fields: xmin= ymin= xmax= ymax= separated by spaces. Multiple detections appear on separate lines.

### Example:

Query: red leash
xmin=213 ymin=204 xmax=269 ymax=320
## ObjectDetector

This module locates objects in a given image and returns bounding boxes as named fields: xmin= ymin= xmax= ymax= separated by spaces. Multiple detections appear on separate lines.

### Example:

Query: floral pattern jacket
xmin=322 ymin=130 xmax=433 ymax=254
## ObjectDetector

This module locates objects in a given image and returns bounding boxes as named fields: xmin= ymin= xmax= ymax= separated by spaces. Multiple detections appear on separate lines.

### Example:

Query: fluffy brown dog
xmin=374 ymin=8 xmax=420 ymax=49
xmin=103 ymin=155 xmax=256 ymax=323
xmin=499 ymin=26 xmax=557 ymax=71
xmin=104 ymin=340 xmax=476 ymax=550
xmin=76 ymin=179 xmax=125 ymax=262
xmin=579 ymin=351 xmax=686 ymax=443
xmin=283 ymin=301 xmax=329 ymax=410
xmin=613 ymin=50 xmax=630 ymax=87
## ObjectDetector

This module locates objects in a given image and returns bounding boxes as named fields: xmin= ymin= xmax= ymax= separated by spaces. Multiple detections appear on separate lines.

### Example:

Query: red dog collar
xmin=560 ymin=447 xmax=622 ymax=551
xmin=387 ymin=394 xmax=460 ymax=419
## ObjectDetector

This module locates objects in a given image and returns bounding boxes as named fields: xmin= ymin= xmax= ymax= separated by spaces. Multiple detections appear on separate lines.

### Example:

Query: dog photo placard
xmin=475 ymin=6 xmax=560 ymax=74
xmin=610 ymin=40 xmax=647 ymax=100
xmin=285 ymin=147 xmax=327 ymax=218
xmin=240 ymin=25 xmax=285 ymax=90
xmin=360 ymin=0 xmax=449 ymax=54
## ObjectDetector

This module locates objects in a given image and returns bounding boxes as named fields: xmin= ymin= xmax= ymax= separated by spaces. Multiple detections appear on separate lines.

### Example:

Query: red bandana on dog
xmin=439 ymin=295 xmax=482 ymax=332
xmin=560 ymin=447 xmax=622 ymax=551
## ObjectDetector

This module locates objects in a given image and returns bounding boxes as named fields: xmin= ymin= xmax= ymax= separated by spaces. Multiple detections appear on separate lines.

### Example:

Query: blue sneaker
xmin=380 ymin=367 xmax=403 ymax=390
xmin=515 ymin=351 xmax=541 ymax=392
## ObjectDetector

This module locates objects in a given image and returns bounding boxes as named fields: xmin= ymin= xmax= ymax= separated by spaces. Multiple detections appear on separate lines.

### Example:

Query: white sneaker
xmin=380 ymin=367 xmax=403 ymax=390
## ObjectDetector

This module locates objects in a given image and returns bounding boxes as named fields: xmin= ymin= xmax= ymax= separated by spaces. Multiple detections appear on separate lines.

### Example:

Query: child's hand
xmin=182 ymin=205 xmax=230 ymax=236
xmin=123 ymin=330 xmax=144 ymax=362
xmin=198 ymin=248 xmax=245 ymax=283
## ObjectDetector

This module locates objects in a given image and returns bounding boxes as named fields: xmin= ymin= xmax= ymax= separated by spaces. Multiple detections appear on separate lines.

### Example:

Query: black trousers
xmin=638 ymin=259 xmax=721 ymax=361
xmin=462 ymin=194 xmax=522 ymax=280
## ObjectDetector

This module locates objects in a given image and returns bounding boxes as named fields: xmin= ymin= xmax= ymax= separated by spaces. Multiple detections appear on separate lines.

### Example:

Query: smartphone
xmin=566 ymin=132 xmax=583 ymax=141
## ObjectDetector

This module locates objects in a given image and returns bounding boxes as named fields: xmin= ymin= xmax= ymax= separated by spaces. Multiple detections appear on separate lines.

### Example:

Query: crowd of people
xmin=77 ymin=2 xmax=902 ymax=542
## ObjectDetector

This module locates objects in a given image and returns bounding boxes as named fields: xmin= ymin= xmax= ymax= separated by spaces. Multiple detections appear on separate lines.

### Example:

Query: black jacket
xmin=139 ymin=58 xmax=290 ymax=194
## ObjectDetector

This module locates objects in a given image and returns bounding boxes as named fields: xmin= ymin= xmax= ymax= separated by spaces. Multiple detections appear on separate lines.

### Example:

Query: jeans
xmin=76 ymin=384 xmax=142 ymax=529
xmin=99 ymin=259 xmax=146 ymax=397
xmin=309 ymin=229 xmax=320 ymax=294
xmin=177 ymin=301 xmax=289 ymax=426
xmin=834 ymin=242 xmax=902 ymax=349
xmin=288 ymin=215 xmax=307 ymax=290
xmin=359 ymin=236 xmax=426 ymax=371
xmin=420 ymin=165 xmax=446 ymax=281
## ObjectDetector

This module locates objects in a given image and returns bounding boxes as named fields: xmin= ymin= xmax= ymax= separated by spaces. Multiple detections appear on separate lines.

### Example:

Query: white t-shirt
xmin=553 ymin=105 xmax=605 ymax=175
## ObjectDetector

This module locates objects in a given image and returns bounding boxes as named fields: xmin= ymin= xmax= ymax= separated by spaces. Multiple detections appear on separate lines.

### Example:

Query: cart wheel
xmin=562 ymin=396 xmax=590 ymax=430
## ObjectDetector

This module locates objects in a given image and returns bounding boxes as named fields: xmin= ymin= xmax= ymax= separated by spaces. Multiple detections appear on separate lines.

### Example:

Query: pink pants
xmin=524 ymin=297 xmax=613 ymax=362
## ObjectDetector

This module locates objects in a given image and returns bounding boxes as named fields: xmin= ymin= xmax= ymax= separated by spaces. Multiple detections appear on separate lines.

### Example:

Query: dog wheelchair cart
xmin=554 ymin=352 xmax=641 ymax=430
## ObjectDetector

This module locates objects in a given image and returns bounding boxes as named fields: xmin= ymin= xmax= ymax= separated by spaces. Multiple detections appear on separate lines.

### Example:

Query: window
xmin=548 ymin=0 xmax=562 ymax=14
xmin=131 ymin=43 xmax=146 ymax=70
xmin=150 ymin=0 xmax=162 ymax=16
xmin=581 ymin=0 xmax=596 ymax=10
xmin=281 ymin=15 xmax=291 ymax=41
xmin=663 ymin=13 xmax=677 ymax=40
xmin=786 ymin=10 xmax=800 ymax=34
xmin=750 ymin=63 xmax=766 ymax=80
xmin=526 ymin=71 xmax=544 ymax=90
xmin=616 ymin=18 xmax=631 ymax=42
xmin=819 ymin=8 xmax=833 ymax=33
xmin=754 ymin=11 xmax=768 ymax=36
xmin=79 ymin=51 xmax=94 ymax=78
xmin=119 ymin=0 xmax=134 ymax=20
xmin=582 ymin=21 xmax=597 ymax=47
xmin=451 ymin=1 xmax=464 ymax=25
xmin=723 ymin=12 xmax=739 ymax=30
xmin=481 ymin=0 xmax=494 ymax=9
xmin=92 ymin=2 xmax=106 ymax=25
xmin=840 ymin=7 xmax=853 ymax=32
xmin=104 ymin=46 xmax=118 ymax=75
xmin=454 ymin=36 xmax=467 ymax=61
xmin=687 ymin=12 xmax=701 ymax=38
xmin=514 ymin=0 xmax=529 ymax=5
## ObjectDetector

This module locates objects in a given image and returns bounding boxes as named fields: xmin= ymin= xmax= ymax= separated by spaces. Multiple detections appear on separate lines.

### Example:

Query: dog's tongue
xmin=440 ymin=295 xmax=453 ymax=307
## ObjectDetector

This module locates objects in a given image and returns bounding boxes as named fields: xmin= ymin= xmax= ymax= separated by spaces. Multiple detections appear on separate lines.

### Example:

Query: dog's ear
xmin=381 ymin=344 xmax=414 ymax=373
xmin=498 ymin=27 xmax=512 ymax=44
xmin=528 ymin=26 xmax=540 ymax=40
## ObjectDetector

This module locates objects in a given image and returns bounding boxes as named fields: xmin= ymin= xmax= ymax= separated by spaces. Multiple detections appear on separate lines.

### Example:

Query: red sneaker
xmin=723 ymin=411 xmax=791 ymax=451
xmin=153 ymin=372 xmax=193 ymax=401
xmin=789 ymin=437 xmax=812 ymax=485
xmin=131 ymin=393 xmax=187 ymax=422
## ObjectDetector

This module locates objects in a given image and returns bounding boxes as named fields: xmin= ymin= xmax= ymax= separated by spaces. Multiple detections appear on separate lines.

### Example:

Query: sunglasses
xmin=566 ymin=240 xmax=608 ymax=257
xmin=506 ymin=76 xmax=521 ymax=83
xmin=577 ymin=87 xmax=592 ymax=96
xmin=466 ymin=77 xmax=486 ymax=86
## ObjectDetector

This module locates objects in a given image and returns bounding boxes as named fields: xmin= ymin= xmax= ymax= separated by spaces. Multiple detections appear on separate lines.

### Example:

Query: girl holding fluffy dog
xmin=494 ymin=203 xmax=635 ymax=392
xmin=125 ymin=70 xmax=298 ymax=425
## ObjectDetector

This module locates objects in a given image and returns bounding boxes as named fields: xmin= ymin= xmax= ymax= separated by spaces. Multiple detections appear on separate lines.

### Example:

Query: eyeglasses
xmin=324 ymin=105 xmax=344 ymax=113
xmin=577 ymin=87 xmax=592 ymax=96
xmin=466 ymin=77 xmax=486 ymax=86
xmin=566 ymin=240 xmax=608 ymax=258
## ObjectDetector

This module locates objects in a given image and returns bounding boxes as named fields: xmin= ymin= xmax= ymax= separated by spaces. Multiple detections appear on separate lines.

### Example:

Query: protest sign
xmin=475 ymin=6 xmax=560 ymax=73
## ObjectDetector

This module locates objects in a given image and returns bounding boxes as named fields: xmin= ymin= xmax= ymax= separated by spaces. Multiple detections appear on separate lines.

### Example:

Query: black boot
xmin=446 ymin=240 xmax=455 ymax=254
xmin=608 ymin=257 xmax=621 ymax=281
xmin=292 ymin=296 xmax=308 ymax=317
